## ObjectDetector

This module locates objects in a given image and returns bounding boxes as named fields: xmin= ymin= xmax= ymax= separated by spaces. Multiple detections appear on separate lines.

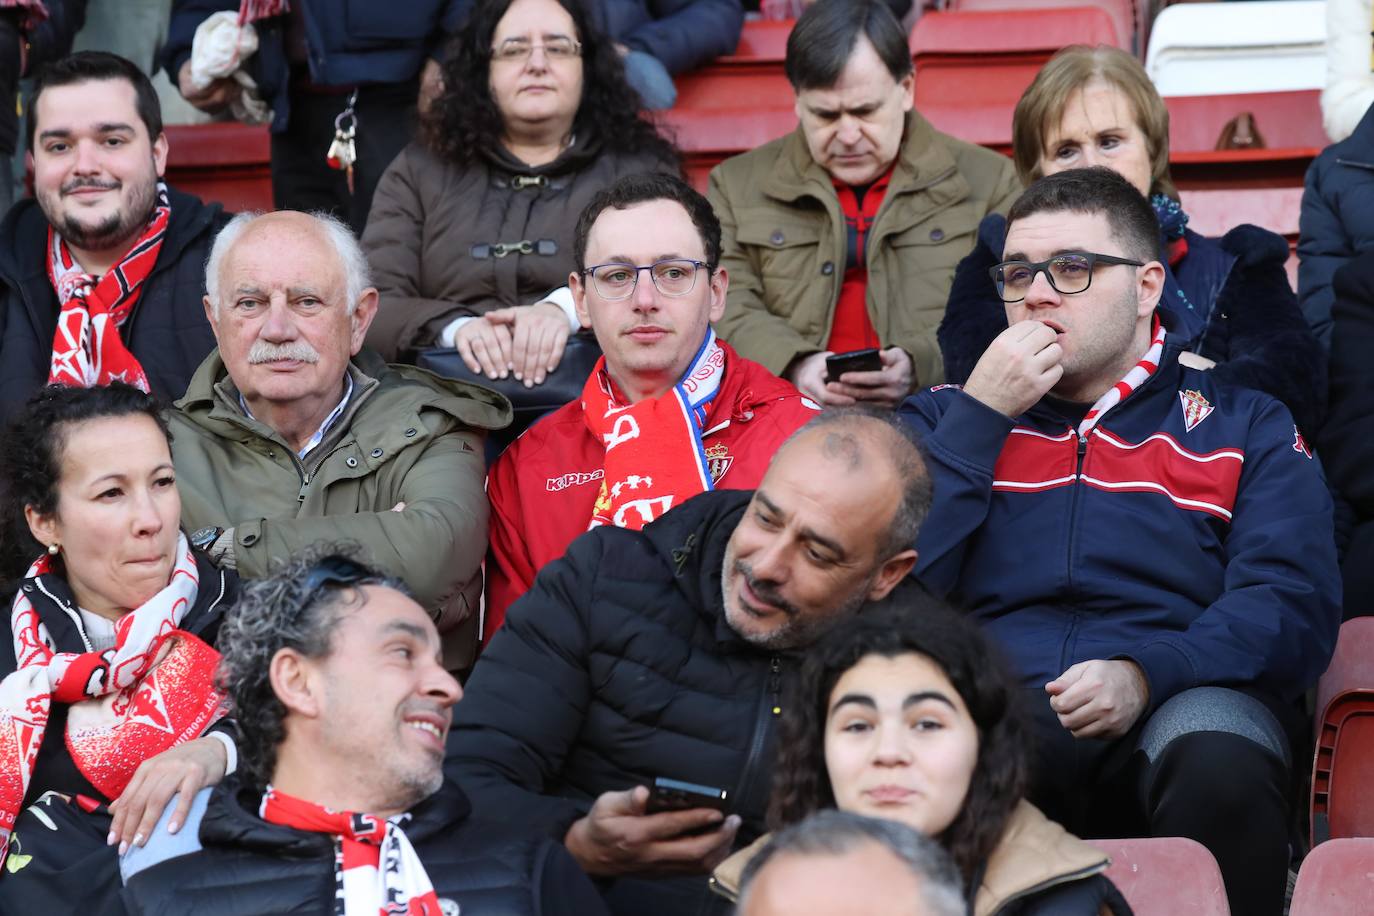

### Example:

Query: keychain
xmin=326 ymin=90 xmax=359 ymax=195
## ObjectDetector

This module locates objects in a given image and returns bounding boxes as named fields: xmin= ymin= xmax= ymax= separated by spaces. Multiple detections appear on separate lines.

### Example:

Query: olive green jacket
xmin=169 ymin=348 xmax=512 ymax=669
xmin=707 ymin=111 xmax=1021 ymax=387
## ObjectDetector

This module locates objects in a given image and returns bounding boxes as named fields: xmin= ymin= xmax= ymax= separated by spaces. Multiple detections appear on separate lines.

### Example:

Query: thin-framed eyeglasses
xmin=582 ymin=258 xmax=710 ymax=300
xmin=490 ymin=35 xmax=582 ymax=62
xmin=988 ymin=251 xmax=1144 ymax=303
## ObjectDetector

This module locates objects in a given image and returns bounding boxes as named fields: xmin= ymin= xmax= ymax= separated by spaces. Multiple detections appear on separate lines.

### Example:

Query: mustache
xmin=247 ymin=340 xmax=320 ymax=364
xmin=736 ymin=559 xmax=799 ymax=618
xmin=61 ymin=177 xmax=119 ymax=194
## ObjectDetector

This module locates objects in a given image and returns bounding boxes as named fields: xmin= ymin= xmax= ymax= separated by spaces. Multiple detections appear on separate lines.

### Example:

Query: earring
xmin=47 ymin=543 xmax=59 ymax=556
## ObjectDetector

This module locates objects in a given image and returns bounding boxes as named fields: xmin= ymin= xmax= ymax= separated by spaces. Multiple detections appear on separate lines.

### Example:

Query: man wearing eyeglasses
xmin=899 ymin=167 xmax=1340 ymax=916
xmin=482 ymin=172 xmax=818 ymax=639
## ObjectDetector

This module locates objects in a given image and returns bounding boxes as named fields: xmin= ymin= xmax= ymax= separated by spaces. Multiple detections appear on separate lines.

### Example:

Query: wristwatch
xmin=189 ymin=526 xmax=225 ymax=553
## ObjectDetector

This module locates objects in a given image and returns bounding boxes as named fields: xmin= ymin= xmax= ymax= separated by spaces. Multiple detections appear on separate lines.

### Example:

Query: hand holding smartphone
xmin=825 ymin=348 xmax=883 ymax=384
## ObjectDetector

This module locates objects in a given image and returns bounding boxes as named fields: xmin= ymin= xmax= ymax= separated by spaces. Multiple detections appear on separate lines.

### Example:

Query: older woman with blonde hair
xmin=939 ymin=45 xmax=1325 ymax=435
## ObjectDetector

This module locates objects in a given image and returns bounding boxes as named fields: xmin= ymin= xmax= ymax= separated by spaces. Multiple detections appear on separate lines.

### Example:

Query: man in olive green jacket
xmin=708 ymin=0 xmax=1020 ymax=407
xmin=170 ymin=210 xmax=511 ymax=670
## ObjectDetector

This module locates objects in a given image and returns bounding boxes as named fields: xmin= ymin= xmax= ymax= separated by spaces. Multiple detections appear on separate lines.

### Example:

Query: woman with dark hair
xmin=939 ymin=45 xmax=1325 ymax=436
xmin=362 ymin=0 xmax=679 ymax=388
xmin=0 ymin=384 xmax=238 ymax=912
xmin=712 ymin=603 xmax=1131 ymax=915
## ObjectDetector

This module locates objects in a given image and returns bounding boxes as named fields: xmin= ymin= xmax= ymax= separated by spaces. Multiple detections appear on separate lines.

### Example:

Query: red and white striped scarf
xmin=259 ymin=786 xmax=445 ymax=916
xmin=46 ymin=181 xmax=171 ymax=392
xmin=239 ymin=0 xmax=288 ymax=24
xmin=0 ymin=533 xmax=222 ymax=866
xmin=1077 ymin=316 xmax=1166 ymax=438
xmin=582 ymin=330 xmax=726 ymax=531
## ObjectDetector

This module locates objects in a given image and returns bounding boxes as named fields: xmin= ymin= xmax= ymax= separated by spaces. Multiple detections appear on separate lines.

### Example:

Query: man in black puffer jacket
xmin=121 ymin=549 xmax=606 ymax=916
xmin=448 ymin=410 xmax=931 ymax=916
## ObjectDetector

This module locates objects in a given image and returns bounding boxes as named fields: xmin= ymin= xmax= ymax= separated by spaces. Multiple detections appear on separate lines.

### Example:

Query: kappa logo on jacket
xmin=545 ymin=470 xmax=603 ymax=492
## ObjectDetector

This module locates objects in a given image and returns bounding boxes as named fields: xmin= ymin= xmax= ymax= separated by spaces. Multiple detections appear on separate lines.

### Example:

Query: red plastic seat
xmin=949 ymin=0 xmax=1139 ymax=57
xmin=1289 ymin=838 xmax=1374 ymax=915
xmin=163 ymin=122 xmax=273 ymax=212
xmin=673 ymin=19 xmax=794 ymax=112
xmin=655 ymin=108 xmax=798 ymax=192
xmin=721 ymin=18 xmax=791 ymax=62
xmin=1090 ymin=837 xmax=1230 ymax=915
xmin=909 ymin=8 xmax=1122 ymax=151
xmin=1312 ymin=619 xmax=1374 ymax=844
xmin=1165 ymin=90 xmax=1325 ymax=154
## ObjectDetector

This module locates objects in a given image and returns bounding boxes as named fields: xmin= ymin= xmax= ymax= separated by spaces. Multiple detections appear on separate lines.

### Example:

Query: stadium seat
xmin=656 ymin=108 xmax=798 ymax=193
xmin=163 ymin=123 xmax=273 ymax=213
xmin=1089 ymin=837 xmax=1230 ymax=916
xmin=673 ymin=19 xmax=793 ymax=111
xmin=948 ymin=0 xmax=1140 ymax=57
xmin=909 ymin=7 xmax=1122 ymax=151
xmin=1145 ymin=1 xmax=1326 ymax=97
xmin=1165 ymin=90 xmax=1325 ymax=153
xmin=1289 ymin=838 xmax=1374 ymax=916
xmin=1311 ymin=618 xmax=1374 ymax=844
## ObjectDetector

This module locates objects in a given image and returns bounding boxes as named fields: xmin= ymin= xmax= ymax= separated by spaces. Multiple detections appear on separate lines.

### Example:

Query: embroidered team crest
xmin=705 ymin=443 xmax=734 ymax=483
xmin=1178 ymin=389 xmax=1213 ymax=432
xmin=1293 ymin=425 xmax=1313 ymax=459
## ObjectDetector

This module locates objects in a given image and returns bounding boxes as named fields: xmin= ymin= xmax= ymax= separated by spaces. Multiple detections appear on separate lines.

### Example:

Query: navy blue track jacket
xmin=899 ymin=339 xmax=1341 ymax=716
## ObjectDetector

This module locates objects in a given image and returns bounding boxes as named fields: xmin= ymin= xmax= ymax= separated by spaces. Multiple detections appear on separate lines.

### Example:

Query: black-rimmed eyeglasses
xmin=988 ymin=251 xmax=1144 ymax=303
xmin=581 ymin=259 xmax=710 ymax=300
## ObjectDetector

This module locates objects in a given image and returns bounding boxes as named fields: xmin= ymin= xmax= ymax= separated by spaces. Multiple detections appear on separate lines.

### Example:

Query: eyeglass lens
xmin=998 ymin=254 xmax=1094 ymax=299
xmin=494 ymin=37 xmax=578 ymax=60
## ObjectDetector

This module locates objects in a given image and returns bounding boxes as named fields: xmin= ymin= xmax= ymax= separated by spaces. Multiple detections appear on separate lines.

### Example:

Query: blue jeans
xmin=622 ymin=50 xmax=677 ymax=110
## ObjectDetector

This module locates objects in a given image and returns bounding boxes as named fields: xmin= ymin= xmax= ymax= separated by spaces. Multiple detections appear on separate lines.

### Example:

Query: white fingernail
xmin=106 ymin=831 xmax=117 ymax=846
xmin=167 ymin=820 xmax=180 ymax=834
xmin=118 ymin=841 xmax=129 ymax=856
xmin=133 ymin=833 xmax=144 ymax=847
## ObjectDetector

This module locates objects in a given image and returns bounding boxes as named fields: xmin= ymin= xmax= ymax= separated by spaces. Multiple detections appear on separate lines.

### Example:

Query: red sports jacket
xmin=484 ymin=343 xmax=818 ymax=641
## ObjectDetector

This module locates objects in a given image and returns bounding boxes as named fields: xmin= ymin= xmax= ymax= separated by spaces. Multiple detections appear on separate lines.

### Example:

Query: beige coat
xmin=707 ymin=111 xmax=1020 ymax=386
xmin=710 ymin=802 xmax=1111 ymax=916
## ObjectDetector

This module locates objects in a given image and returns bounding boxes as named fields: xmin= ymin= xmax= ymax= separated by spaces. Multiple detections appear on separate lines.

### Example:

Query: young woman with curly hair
xmin=361 ymin=0 xmax=679 ymax=392
xmin=712 ymin=602 xmax=1133 ymax=915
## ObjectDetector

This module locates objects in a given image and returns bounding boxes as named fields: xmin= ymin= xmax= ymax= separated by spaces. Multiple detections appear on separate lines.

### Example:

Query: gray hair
xmin=214 ymin=542 xmax=407 ymax=787
xmin=737 ymin=811 xmax=966 ymax=916
xmin=203 ymin=210 xmax=373 ymax=320
xmin=777 ymin=408 xmax=933 ymax=559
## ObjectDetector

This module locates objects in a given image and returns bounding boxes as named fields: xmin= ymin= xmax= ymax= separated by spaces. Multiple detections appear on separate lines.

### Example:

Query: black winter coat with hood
xmin=446 ymin=488 xmax=792 ymax=916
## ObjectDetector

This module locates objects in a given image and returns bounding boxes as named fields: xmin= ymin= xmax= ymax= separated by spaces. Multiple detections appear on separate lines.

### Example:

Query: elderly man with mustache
xmin=168 ymin=210 xmax=512 ymax=672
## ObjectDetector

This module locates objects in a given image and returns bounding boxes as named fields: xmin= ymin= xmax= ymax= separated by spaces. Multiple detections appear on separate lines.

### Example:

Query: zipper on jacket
xmin=1063 ymin=432 xmax=1088 ymax=593
xmin=731 ymin=655 xmax=784 ymax=828
xmin=35 ymin=579 xmax=93 ymax=652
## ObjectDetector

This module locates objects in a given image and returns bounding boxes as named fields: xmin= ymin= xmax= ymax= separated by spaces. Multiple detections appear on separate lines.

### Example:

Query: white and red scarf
xmin=260 ymin=786 xmax=445 ymax=916
xmin=582 ymin=329 xmax=726 ymax=531
xmin=1077 ymin=316 xmax=1166 ymax=438
xmin=0 ymin=533 xmax=222 ymax=866
xmin=238 ymin=0 xmax=288 ymax=24
xmin=46 ymin=181 xmax=171 ymax=392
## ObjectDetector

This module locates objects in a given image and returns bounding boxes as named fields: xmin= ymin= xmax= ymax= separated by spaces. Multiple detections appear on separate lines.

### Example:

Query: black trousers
xmin=1024 ymin=685 xmax=1295 ymax=916
xmin=269 ymin=77 xmax=419 ymax=235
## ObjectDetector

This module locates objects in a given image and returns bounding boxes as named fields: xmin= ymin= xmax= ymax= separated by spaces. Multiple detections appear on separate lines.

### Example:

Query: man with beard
xmin=447 ymin=409 xmax=929 ymax=916
xmin=899 ymin=167 xmax=1340 ymax=916
xmin=0 ymin=51 xmax=230 ymax=425
xmin=168 ymin=210 xmax=512 ymax=672
xmin=120 ymin=548 xmax=608 ymax=916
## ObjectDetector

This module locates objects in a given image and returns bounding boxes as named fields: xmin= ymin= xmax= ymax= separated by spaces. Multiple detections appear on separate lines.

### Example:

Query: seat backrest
xmin=1290 ymin=838 xmax=1374 ymax=916
xmin=1317 ymin=618 xmax=1374 ymax=724
xmin=1090 ymin=837 xmax=1230 ymax=916
xmin=950 ymin=0 xmax=1137 ymax=56
xmin=1165 ymin=90 xmax=1325 ymax=153
xmin=1145 ymin=1 xmax=1326 ymax=96
xmin=910 ymin=7 xmax=1121 ymax=59
xmin=723 ymin=19 xmax=792 ymax=62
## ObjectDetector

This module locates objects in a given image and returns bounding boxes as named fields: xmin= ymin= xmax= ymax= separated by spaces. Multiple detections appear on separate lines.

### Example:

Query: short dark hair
xmin=1005 ymin=166 xmax=1161 ymax=263
xmin=785 ymin=0 xmax=912 ymax=92
xmin=779 ymin=408 xmax=932 ymax=559
xmin=572 ymin=171 xmax=721 ymax=273
xmin=0 ymin=383 xmax=169 ymax=583
xmin=28 ymin=51 xmax=164 ymax=152
xmin=769 ymin=599 xmax=1030 ymax=884
xmin=739 ymin=810 xmax=966 ymax=916
xmin=215 ymin=545 xmax=408 ymax=788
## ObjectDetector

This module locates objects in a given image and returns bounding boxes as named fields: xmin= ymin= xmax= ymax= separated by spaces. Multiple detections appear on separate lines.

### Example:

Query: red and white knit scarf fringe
xmin=0 ymin=533 xmax=222 ymax=866
xmin=46 ymin=181 xmax=171 ymax=392
xmin=582 ymin=329 xmax=726 ymax=531
xmin=260 ymin=786 xmax=444 ymax=916
xmin=239 ymin=0 xmax=288 ymax=25
xmin=1077 ymin=316 xmax=1167 ymax=438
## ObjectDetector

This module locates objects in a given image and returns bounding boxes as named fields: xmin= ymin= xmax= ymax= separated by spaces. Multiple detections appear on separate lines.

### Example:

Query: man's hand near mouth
xmin=963 ymin=320 xmax=1064 ymax=418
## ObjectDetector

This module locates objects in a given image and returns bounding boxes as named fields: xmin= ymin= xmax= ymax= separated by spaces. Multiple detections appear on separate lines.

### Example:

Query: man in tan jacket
xmin=708 ymin=0 xmax=1020 ymax=407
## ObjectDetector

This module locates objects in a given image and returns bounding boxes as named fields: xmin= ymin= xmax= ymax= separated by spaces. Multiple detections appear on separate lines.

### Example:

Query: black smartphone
xmin=825 ymin=347 xmax=883 ymax=383
xmin=645 ymin=777 xmax=730 ymax=815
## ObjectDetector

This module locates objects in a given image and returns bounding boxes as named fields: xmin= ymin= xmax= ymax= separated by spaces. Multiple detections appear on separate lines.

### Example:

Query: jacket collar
xmin=759 ymin=110 xmax=970 ymax=212
xmin=972 ymin=802 xmax=1108 ymax=915
xmin=203 ymin=774 xmax=474 ymax=855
